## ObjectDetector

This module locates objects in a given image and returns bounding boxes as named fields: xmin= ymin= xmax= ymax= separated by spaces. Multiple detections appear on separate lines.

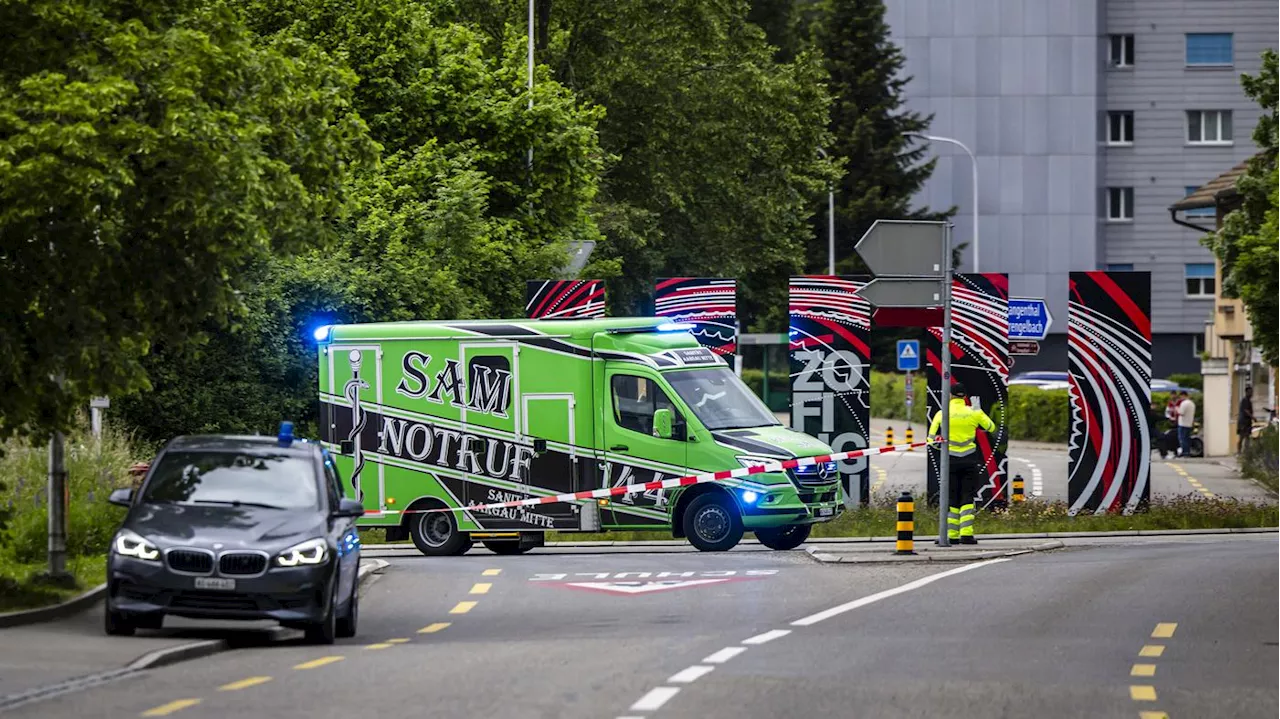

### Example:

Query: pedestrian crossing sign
xmin=897 ymin=340 xmax=920 ymax=371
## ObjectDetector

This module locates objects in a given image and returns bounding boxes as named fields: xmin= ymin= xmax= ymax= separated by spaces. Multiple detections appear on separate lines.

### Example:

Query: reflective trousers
xmin=945 ymin=453 xmax=980 ymax=540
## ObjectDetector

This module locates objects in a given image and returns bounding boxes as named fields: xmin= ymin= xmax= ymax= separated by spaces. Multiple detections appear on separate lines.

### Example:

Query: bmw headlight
xmin=276 ymin=538 xmax=328 ymax=567
xmin=113 ymin=529 xmax=160 ymax=561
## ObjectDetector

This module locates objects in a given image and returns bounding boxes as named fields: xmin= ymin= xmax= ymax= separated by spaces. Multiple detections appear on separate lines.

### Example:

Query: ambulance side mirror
xmin=653 ymin=409 xmax=674 ymax=440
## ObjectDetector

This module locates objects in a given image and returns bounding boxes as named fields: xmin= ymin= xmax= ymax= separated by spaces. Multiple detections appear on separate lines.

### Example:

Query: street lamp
xmin=817 ymin=148 xmax=835 ymax=275
xmin=907 ymin=133 xmax=979 ymax=272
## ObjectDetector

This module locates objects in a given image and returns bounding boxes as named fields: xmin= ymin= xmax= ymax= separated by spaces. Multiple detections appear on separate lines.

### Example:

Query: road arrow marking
xmin=554 ymin=578 xmax=738 ymax=595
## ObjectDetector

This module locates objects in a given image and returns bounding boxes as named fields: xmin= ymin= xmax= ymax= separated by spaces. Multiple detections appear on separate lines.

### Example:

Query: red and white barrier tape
xmin=367 ymin=439 xmax=939 ymax=517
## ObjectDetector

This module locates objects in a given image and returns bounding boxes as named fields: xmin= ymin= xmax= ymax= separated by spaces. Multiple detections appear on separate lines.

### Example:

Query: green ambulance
xmin=315 ymin=318 xmax=842 ymax=555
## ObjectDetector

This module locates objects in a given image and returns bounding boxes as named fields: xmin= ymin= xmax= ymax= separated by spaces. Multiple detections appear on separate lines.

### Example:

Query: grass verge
xmin=0 ymin=554 xmax=107 ymax=613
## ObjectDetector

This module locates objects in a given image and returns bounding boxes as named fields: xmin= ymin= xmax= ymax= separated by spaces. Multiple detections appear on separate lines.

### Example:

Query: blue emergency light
xmin=655 ymin=322 xmax=695 ymax=332
xmin=312 ymin=325 xmax=333 ymax=342
xmin=278 ymin=421 xmax=294 ymax=447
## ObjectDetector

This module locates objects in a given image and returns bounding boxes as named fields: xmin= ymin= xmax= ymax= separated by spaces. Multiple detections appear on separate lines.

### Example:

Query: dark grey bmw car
xmin=105 ymin=425 xmax=365 ymax=644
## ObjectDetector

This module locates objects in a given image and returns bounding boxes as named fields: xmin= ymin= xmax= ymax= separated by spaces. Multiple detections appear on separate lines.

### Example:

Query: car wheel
xmin=1190 ymin=438 xmax=1204 ymax=457
xmin=104 ymin=606 xmax=136 ymax=637
xmin=304 ymin=582 xmax=338 ymax=645
xmin=754 ymin=524 xmax=811 ymax=551
xmin=482 ymin=540 xmax=530 ymax=555
xmin=682 ymin=493 xmax=744 ymax=552
xmin=336 ymin=582 xmax=358 ymax=639
xmin=409 ymin=509 xmax=473 ymax=557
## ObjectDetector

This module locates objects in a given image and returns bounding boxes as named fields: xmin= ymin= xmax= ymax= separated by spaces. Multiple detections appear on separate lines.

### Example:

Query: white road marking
xmin=630 ymin=687 xmax=680 ymax=712
xmin=702 ymin=646 xmax=747 ymax=664
xmin=792 ymin=558 xmax=1012 ymax=627
xmin=668 ymin=665 xmax=715 ymax=683
xmin=742 ymin=629 xmax=791 ymax=645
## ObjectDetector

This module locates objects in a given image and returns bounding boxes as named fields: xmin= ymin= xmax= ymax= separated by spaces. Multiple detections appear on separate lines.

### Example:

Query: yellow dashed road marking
xmin=294 ymin=656 xmax=344 ymax=670
xmin=1139 ymin=645 xmax=1165 ymax=658
xmin=387 ymin=638 xmax=410 ymax=644
xmin=1130 ymin=686 xmax=1157 ymax=701
xmin=218 ymin=676 xmax=272 ymax=691
xmin=1139 ymin=712 xmax=1169 ymax=719
xmin=365 ymin=643 xmax=393 ymax=650
xmin=1152 ymin=623 xmax=1177 ymax=639
xmin=470 ymin=583 xmax=492 ymax=595
xmin=418 ymin=622 xmax=451 ymax=634
xmin=450 ymin=601 xmax=478 ymax=614
xmin=482 ymin=568 xmax=502 ymax=576
xmin=141 ymin=699 xmax=201 ymax=716
xmin=1131 ymin=664 xmax=1157 ymax=677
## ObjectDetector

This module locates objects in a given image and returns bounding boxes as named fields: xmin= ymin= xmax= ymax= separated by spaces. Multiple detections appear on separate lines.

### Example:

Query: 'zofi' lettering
xmin=378 ymin=416 xmax=535 ymax=483
xmin=395 ymin=351 xmax=512 ymax=418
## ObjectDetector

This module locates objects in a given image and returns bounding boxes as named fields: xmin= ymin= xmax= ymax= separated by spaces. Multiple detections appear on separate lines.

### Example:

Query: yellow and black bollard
xmin=904 ymin=425 xmax=914 ymax=450
xmin=895 ymin=491 xmax=916 ymax=555
xmin=1012 ymin=473 xmax=1025 ymax=502
xmin=885 ymin=426 xmax=895 ymax=447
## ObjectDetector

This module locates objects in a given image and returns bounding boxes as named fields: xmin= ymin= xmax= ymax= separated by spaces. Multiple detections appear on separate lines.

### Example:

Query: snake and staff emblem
xmin=344 ymin=349 xmax=370 ymax=501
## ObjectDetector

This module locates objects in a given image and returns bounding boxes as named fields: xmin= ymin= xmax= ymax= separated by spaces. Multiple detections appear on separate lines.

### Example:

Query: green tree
xmin=0 ymin=0 xmax=375 ymax=439
xmin=118 ymin=0 xmax=608 ymax=441
xmin=811 ymin=0 xmax=952 ymax=275
xmin=452 ymin=0 xmax=836 ymax=330
xmin=1203 ymin=49 xmax=1278 ymax=365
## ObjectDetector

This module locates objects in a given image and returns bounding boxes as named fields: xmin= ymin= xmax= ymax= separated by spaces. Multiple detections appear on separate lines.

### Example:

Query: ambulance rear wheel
xmin=683 ymin=493 xmax=743 ymax=552
xmin=409 ymin=507 xmax=473 ymax=556
xmin=755 ymin=524 xmax=811 ymax=551
xmin=482 ymin=540 xmax=530 ymax=555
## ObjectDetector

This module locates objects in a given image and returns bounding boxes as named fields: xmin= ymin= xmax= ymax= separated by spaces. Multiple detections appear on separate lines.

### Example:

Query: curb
xmin=0 ymin=558 xmax=389 ymax=713
xmin=0 ymin=583 xmax=108 ymax=629
xmin=802 ymin=540 xmax=1066 ymax=564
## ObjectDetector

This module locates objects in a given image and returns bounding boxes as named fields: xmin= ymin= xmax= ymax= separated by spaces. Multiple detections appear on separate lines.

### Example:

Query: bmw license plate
xmin=817 ymin=507 xmax=834 ymax=517
xmin=194 ymin=577 xmax=236 ymax=591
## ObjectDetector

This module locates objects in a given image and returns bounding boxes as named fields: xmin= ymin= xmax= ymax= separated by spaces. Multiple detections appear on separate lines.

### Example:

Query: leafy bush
xmin=0 ymin=418 xmax=138 ymax=564
xmin=868 ymin=371 xmax=929 ymax=425
xmin=1242 ymin=424 xmax=1278 ymax=492
xmin=1167 ymin=373 xmax=1204 ymax=391
xmin=1005 ymin=386 xmax=1071 ymax=442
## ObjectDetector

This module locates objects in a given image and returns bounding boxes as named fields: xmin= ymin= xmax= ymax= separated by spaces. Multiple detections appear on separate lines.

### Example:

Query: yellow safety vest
xmin=928 ymin=398 xmax=996 ymax=456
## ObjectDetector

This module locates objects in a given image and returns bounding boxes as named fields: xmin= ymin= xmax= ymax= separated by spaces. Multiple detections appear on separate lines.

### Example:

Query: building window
xmin=1109 ymin=34 xmax=1135 ymax=67
xmin=1107 ymin=187 xmax=1134 ymax=221
xmin=1185 ymin=263 xmax=1216 ymax=297
xmin=1107 ymin=263 xmax=1134 ymax=272
xmin=1187 ymin=110 xmax=1233 ymax=144
xmin=1191 ymin=333 xmax=1205 ymax=356
xmin=1107 ymin=112 xmax=1134 ymax=145
xmin=1185 ymin=33 xmax=1233 ymax=66
xmin=1183 ymin=186 xmax=1215 ymax=218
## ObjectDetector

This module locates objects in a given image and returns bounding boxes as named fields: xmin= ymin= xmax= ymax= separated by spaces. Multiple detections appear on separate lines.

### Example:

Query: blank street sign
xmin=854 ymin=220 xmax=947 ymax=277
xmin=858 ymin=278 xmax=944 ymax=308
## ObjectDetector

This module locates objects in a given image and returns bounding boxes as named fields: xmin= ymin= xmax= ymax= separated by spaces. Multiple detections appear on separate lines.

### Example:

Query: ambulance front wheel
xmin=755 ymin=523 xmax=811 ymax=550
xmin=683 ymin=493 xmax=744 ymax=552
xmin=408 ymin=505 xmax=473 ymax=557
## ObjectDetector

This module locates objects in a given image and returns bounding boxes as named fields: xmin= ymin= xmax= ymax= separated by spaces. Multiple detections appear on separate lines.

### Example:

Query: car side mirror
xmin=653 ymin=408 xmax=674 ymax=440
xmin=108 ymin=487 xmax=134 ymax=507
xmin=334 ymin=498 xmax=366 ymax=518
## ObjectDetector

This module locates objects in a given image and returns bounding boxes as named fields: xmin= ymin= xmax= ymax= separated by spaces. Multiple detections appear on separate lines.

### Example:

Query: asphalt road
xmin=7 ymin=535 xmax=1275 ymax=719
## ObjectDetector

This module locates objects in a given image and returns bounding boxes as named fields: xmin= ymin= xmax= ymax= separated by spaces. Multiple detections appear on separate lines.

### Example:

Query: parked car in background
xmin=1150 ymin=378 xmax=1199 ymax=395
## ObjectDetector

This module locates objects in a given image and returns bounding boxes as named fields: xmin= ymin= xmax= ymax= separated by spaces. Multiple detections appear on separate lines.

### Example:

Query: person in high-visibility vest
xmin=928 ymin=381 xmax=996 ymax=544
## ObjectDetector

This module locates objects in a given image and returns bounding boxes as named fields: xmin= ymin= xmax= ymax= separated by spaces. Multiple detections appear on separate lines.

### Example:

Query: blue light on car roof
xmin=312 ymin=325 xmax=333 ymax=342
xmin=278 ymin=421 xmax=294 ymax=447
xmin=655 ymin=322 xmax=695 ymax=332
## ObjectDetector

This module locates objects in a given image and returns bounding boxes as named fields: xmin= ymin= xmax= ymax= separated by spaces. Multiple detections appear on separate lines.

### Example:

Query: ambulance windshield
xmin=665 ymin=368 xmax=781 ymax=431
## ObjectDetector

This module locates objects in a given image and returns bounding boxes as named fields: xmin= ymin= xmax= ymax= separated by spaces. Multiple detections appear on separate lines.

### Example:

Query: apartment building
xmin=884 ymin=0 xmax=1277 ymax=377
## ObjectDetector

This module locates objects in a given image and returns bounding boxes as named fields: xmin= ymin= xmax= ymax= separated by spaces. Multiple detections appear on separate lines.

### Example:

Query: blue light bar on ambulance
xmin=655 ymin=322 xmax=695 ymax=332
xmin=312 ymin=325 xmax=333 ymax=342
xmin=793 ymin=461 xmax=838 ymax=476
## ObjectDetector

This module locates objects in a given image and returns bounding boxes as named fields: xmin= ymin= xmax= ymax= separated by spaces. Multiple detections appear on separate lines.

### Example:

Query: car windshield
xmin=665 ymin=368 xmax=781 ymax=431
xmin=141 ymin=450 xmax=319 ymax=509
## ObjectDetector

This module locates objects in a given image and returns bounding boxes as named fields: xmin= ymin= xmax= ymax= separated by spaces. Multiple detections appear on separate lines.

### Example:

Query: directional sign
xmin=854 ymin=220 xmax=947 ymax=277
xmin=1009 ymin=298 xmax=1053 ymax=340
xmin=858 ymin=278 xmax=943 ymax=308
xmin=1010 ymin=340 xmax=1040 ymax=356
xmin=897 ymin=340 xmax=920 ymax=371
